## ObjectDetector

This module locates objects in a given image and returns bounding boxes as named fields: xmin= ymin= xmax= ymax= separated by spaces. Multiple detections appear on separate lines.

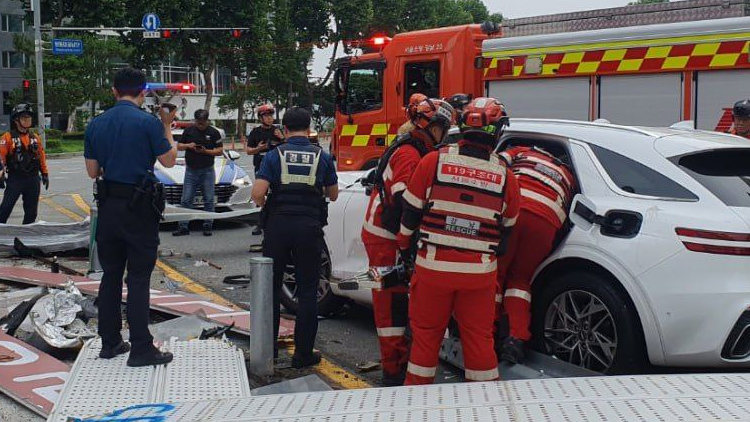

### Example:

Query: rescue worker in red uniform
xmin=730 ymin=100 xmax=750 ymax=139
xmin=397 ymin=93 xmax=427 ymax=136
xmin=361 ymin=97 xmax=453 ymax=386
xmin=398 ymin=98 xmax=520 ymax=385
xmin=495 ymin=145 xmax=576 ymax=363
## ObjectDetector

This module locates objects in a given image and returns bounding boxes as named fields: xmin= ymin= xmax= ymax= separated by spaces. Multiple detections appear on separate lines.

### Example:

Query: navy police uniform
xmin=84 ymin=100 xmax=171 ymax=357
xmin=256 ymin=136 xmax=337 ymax=357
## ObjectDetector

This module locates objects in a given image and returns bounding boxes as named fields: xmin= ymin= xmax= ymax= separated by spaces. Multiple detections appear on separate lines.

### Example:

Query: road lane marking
xmin=71 ymin=194 xmax=90 ymax=214
xmin=285 ymin=344 xmax=372 ymax=389
xmin=39 ymin=196 xmax=84 ymax=222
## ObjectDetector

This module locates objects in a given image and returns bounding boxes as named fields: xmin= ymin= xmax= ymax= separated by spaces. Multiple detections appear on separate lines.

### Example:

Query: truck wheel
xmin=530 ymin=270 xmax=647 ymax=374
xmin=280 ymin=245 xmax=344 ymax=316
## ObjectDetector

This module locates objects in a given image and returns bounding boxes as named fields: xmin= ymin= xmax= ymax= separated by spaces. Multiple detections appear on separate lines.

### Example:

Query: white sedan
xmin=282 ymin=118 xmax=750 ymax=373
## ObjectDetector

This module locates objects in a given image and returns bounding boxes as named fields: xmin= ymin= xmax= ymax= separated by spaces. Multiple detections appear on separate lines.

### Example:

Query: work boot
xmin=127 ymin=347 xmax=174 ymax=367
xmin=172 ymin=227 xmax=190 ymax=236
xmin=291 ymin=350 xmax=321 ymax=369
xmin=203 ymin=229 xmax=213 ymax=237
xmin=252 ymin=226 xmax=262 ymax=236
xmin=99 ymin=341 xmax=130 ymax=359
xmin=500 ymin=336 xmax=526 ymax=364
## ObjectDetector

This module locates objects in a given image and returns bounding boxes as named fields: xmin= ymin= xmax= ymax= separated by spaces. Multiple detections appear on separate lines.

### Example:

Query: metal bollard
xmin=88 ymin=205 xmax=103 ymax=274
xmin=249 ymin=256 xmax=274 ymax=377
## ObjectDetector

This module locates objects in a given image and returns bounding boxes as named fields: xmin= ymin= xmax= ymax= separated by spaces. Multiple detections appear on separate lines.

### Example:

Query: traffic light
xmin=162 ymin=29 xmax=173 ymax=39
xmin=22 ymin=79 xmax=31 ymax=101
xmin=231 ymin=29 xmax=242 ymax=39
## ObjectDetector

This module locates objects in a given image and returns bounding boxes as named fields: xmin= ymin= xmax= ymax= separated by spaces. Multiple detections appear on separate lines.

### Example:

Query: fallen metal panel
xmin=162 ymin=205 xmax=259 ymax=223
xmin=47 ymin=338 xmax=251 ymax=422
xmin=0 ymin=331 xmax=70 ymax=417
xmin=250 ymin=374 xmax=333 ymax=396
xmin=439 ymin=337 xmax=597 ymax=381
xmin=0 ymin=266 xmax=295 ymax=338
xmin=76 ymin=373 xmax=750 ymax=421
xmin=0 ymin=220 xmax=90 ymax=254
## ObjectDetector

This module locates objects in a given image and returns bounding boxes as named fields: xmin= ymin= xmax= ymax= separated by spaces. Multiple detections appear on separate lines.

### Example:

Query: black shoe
xmin=127 ymin=347 xmax=174 ymax=367
xmin=500 ymin=336 xmax=526 ymax=364
xmin=382 ymin=371 xmax=406 ymax=387
xmin=203 ymin=229 xmax=213 ymax=236
xmin=99 ymin=341 xmax=130 ymax=359
xmin=252 ymin=227 xmax=262 ymax=236
xmin=172 ymin=227 xmax=190 ymax=236
xmin=291 ymin=351 xmax=321 ymax=368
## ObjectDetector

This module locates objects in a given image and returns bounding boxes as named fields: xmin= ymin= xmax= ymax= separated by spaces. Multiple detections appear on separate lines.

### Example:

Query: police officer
xmin=445 ymin=93 xmax=471 ymax=121
xmin=730 ymin=100 xmax=750 ymax=139
xmin=84 ymin=67 xmax=176 ymax=367
xmin=251 ymin=107 xmax=338 ymax=368
xmin=0 ymin=103 xmax=49 ymax=224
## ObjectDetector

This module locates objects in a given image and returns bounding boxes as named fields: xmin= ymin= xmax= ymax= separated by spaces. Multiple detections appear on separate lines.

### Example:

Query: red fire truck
xmin=332 ymin=0 xmax=750 ymax=171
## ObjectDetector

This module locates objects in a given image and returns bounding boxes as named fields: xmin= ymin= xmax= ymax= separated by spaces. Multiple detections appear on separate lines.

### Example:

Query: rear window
xmin=590 ymin=144 xmax=697 ymax=200
xmin=676 ymin=149 xmax=750 ymax=207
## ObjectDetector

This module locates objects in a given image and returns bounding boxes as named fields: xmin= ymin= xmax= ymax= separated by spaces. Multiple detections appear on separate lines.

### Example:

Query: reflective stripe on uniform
xmin=519 ymin=155 xmax=574 ymax=188
xmin=416 ymin=254 xmax=497 ymax=274
xmin=502 ymin=214 xmax=517 ymax=227
xmin=495 ymin=293 xmax=503 ymax=303
xmin=407 ymin=362 xmax=437 ymax=378
xmin=421 ymin=228 xmax=497 ymax=253
xmin=514 ymin=167 xmax=568 ymax=201
xmin=399 ymin=223 xmax=414 ymax=237
xmin=402 ymin=188 xmax=424 ymax=209
xmin=505 ymin=288 xmax=531 ymax=303
xmin=430 ymin=199 xmax=500 ymax=221
xmin=377 ymin=327 xmax=406 ymax=337
xmin=465 ymin=367 xmax=500 ymax=381
xmin=520 ymin=188 xmax=567 ymax=224
xmin=391 ymin=182 xmax=407 ymax=196
xmin=363 ymin=220 xmax=397 ymax=240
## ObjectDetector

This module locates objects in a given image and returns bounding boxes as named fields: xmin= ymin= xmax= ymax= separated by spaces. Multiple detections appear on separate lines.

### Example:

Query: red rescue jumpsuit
xmin=496 ymin=146 xmax=576 ymax=341
xmin=361 ymin=130 xmax=432 ymax=381
xmin=398 ymin=141 xmax=520 ymax=385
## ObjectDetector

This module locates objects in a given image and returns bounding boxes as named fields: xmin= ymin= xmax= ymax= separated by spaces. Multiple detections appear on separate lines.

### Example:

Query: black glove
xmin=399 ymin=248 xmax=414 ymax=270
xmin=0 ymin=176 xmax=5 ymax=189
xmin=41 ymin=173 xmax=49 ymax=190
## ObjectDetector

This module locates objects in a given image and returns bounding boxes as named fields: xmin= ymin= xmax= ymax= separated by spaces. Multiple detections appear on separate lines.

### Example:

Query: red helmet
xmin=414 ymin=98 xmax=456 ymax=131
xmin=460 ymin=97 xmax=508 ymax=141
xmin=257 ymin=104 xmax=275 ymax=118
xmin=405 ymin=93 xmax=427 ymax=120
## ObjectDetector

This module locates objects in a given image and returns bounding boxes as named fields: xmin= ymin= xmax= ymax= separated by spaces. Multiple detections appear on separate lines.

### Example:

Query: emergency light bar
xmin=371 ymin=36 xmax=391 ymax=46
xmin=145 ymin=82 xmax=196 ymax=93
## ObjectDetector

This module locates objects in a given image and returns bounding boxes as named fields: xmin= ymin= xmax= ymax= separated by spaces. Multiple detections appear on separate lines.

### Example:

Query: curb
xmin=47 ymin=152 xmax=84 ymax=160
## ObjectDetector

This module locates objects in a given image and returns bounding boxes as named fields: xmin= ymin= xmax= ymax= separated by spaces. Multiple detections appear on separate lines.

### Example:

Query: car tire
xmin=530 ymin=270 xmax=647 ymax=374
xmin=280 ymin=244 xmax=344 ymax=316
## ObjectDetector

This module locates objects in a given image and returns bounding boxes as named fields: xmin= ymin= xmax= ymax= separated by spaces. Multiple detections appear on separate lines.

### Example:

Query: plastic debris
xmin=30 ymin=279 xmax=95 ymax=349
xmin=355 ymin=361 xmax=381 ymax=373
xmin=0 ymin=287 xmax=47 ymax=335
xmin=149 ymin=311 xmax=223 ymax=342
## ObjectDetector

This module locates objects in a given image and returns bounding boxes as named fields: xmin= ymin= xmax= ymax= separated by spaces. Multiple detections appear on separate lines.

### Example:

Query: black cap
xmin=734 ymin=100 xmax=750 ymax=118
xmin=194 ymin=109 xmax=209 ymax=120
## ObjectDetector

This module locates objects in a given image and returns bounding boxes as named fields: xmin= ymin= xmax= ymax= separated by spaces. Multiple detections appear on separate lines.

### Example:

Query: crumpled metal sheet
xmin=0 ymin=219 xmax=90 ymax=254
xmin=31 ymin=280 xmax=94 ymax=349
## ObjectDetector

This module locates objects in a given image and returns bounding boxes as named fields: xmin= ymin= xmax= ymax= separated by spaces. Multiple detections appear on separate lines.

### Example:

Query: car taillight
xmin=676 ymin=227 xmax=750 ymax=256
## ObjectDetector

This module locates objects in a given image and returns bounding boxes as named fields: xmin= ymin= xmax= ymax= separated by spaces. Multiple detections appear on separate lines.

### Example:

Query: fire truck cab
xmin=332 ymin=24 xmax=497 ymax=171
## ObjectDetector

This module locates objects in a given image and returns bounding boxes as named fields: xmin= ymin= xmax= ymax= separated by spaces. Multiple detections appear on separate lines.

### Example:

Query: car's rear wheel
xmin=280 ymin=245 xmax=344 ymax=316
xmin=531 ymin=270 xmax=647 ymax=374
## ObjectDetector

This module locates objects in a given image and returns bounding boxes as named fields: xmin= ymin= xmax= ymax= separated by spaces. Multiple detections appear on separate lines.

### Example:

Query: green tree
xmin=458 ymin=0 xmax=490 ymax=23
xmin=489 ymin=12 xmax=503 ymax=23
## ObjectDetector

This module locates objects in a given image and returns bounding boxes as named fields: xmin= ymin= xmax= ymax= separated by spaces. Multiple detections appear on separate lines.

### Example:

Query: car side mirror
xmin=227 ymin=150 xmax=241 ymax=161
xmin=569 ymin=194 xmax=598 ymax=231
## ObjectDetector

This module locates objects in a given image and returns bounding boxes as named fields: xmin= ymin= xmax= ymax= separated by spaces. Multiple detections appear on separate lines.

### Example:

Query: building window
xmin=2 ymin=51 xmax=25 ymax=69
xmin=2 ymin=92 xmax=11 ymax=116
xmin=1 ymin=14 xmax=24 ymax=33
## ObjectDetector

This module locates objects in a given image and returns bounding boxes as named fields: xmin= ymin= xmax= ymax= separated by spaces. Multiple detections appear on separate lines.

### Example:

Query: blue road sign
xmin=142 ymin=13 xmax=161 ymax=31
xmin=52 ymin=39 xmax=83 ymax=56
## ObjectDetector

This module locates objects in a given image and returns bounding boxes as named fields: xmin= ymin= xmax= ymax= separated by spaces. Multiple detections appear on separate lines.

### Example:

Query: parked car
xmin=282 ymin=118 xmax=750 ymax=373
xmin=154 ymin=127 xmax=252 ymax=209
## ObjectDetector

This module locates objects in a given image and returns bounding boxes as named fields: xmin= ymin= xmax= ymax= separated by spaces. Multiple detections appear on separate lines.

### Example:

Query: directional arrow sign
xmin=141 ymin=13 xmax=160 ymax=31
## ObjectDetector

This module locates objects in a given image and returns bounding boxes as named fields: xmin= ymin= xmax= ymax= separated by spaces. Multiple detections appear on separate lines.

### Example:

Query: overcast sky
xmin=310 ymin=0 xmax=631 ymax=78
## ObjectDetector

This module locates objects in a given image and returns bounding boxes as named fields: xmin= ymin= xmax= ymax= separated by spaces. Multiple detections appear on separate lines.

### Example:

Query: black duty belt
xmin=104 ymin=181 xmax=138 ymax=199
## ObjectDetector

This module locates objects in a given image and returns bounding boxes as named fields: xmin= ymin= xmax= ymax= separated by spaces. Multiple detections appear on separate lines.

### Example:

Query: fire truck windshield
xmin=336 ymin=64 xmax=384 ymax=114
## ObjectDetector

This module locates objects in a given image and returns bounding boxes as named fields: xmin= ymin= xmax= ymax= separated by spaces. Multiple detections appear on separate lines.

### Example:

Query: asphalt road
xmin=0 ymin=153 xmax=459 ymax=397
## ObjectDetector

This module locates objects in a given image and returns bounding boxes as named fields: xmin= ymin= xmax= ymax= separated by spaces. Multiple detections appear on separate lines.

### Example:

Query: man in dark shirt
xmin=173 ymin=109 xmax=223 ymax=237
xmin=244 ymin=104 xmax=284 ymax=174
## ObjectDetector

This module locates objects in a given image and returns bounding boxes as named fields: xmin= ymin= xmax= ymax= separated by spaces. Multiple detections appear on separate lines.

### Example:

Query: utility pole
xmin=32 ymin=0 xmax=46 ymax=148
